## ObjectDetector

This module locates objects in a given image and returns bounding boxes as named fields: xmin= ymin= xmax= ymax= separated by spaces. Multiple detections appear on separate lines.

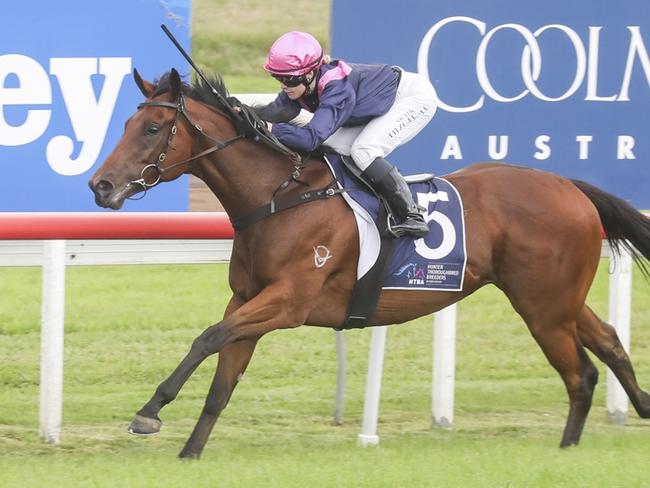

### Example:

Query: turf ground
xmin=1 ymin=262 xmax=650 ymax=487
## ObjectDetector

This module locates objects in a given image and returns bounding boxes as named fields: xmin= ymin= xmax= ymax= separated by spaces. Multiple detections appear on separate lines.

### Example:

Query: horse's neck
xmin=193 ymin=141 xmax=297 ymax=219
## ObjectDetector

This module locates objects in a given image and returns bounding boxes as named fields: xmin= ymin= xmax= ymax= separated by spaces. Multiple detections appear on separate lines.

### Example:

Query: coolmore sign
xmin=0 ymin=1 xmax=191 ymax=211
xmin=332 ymin=0 xmax=650 ymax=208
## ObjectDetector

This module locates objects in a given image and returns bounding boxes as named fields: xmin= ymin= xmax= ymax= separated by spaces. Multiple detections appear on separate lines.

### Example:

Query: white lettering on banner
xmin=48 ymin=57 xmax=131 ymax=175
xmin=439 ymin=134 xmax=637 ymax=160
xmin=534 ymin=135 xmax=552 ymax=160
xmin=577 ymin=135 xmax=593 ymax=159
xmin=418 ymin=16 xmax=485 ymax=113
xmin=0 ymin=55 xmax=52 ymax=146
xmin=521 ymin=24 xmax=586 ymax=102
xmin=440 ymin=135 xmax=463 ymax=159
xmin=414 ymin=191 xmax=456 ymax=260
xmin=0 ymin=55 xmax=131 ymax=176
xmin=488 ymin=135 xmax=508 ymax=159
xmin=417 ymin=17 xmax=650 ymax=112
xmin=619 ymin=27 xmax=650 ymax=101
xmin=618 ymin=135 xmax=636 ymax=159
xmin=586 ymin=27 xmax=618 ymax=102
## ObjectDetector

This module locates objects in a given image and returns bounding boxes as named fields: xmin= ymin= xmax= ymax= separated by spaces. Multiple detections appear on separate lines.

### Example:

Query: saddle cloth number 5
xmin=414 ymin=191 xmax=457 ymax=260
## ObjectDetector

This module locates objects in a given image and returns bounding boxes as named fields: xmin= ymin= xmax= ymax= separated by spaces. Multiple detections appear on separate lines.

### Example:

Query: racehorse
xmin=89 ymin=68 xmax=650 ymax=459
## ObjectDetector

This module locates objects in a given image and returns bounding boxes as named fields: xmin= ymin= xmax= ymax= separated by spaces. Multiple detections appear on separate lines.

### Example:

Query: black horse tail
xmin=572 ymin=179 xmax=650 ymax=280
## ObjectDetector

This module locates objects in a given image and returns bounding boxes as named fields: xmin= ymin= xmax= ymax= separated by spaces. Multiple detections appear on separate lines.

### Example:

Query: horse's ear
xmin=133 ymin=68 xmax=154 ymax=97
xmin=169 ymin=68 xmax=182 ymax=99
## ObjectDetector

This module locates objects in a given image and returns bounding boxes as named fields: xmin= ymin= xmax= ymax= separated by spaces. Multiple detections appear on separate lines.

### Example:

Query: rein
xmin=132 ymin=92 xmax=348 ymax=227
xmin=127 ymin=95 xmax=245 ymax=198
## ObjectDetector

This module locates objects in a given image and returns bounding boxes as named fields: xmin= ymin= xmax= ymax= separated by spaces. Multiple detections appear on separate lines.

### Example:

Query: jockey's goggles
xmin=272 ymin=73 xmax=309 ymax=87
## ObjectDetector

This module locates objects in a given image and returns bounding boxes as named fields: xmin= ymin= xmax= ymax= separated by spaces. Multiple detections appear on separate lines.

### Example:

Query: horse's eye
xmin=145 ymin=124 xmax=160 ymax=135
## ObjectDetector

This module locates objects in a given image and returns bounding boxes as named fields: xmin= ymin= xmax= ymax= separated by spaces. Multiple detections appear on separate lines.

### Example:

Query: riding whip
xmin=160 ymin=24 xmax=247 ymax=128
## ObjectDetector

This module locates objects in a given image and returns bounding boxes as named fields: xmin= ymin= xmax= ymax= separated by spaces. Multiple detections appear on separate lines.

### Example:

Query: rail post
xmin=358 ymin=326 xmax=388 ymax=446
xmin=39 ymin=240 xmax=66 ymax=444
xmin=432 ymin=304 xmax=457 ymax=429
xmin=606 ymin=246 xmax=633 ymax=424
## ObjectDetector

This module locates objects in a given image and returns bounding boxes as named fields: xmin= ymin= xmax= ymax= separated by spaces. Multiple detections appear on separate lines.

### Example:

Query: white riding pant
xmin=323 ymin=70 xmax=437 ymax=171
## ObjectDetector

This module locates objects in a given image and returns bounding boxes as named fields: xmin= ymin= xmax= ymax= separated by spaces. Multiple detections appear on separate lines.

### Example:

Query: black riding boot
xmin=362 ymin=157 xmax=429 ymax=238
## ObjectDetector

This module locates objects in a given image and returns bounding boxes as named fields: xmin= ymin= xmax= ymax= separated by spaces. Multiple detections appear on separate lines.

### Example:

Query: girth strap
xmin=231 ymin=181 xmax=348 ymax=229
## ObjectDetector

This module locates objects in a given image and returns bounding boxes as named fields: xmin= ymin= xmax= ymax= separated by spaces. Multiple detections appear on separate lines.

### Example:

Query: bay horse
xmin=89 ymin=68 xmax=650 ymax=459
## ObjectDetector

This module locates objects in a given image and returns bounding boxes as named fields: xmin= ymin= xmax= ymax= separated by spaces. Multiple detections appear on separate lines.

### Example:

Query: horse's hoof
xmin=127 ymin=414 xmax=162 ymax=436
xmin=178 ymin=450 xmax=201 ymax=460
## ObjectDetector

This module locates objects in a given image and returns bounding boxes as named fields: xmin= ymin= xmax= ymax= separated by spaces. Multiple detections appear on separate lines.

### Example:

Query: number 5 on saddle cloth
xmin=327 ymin=155 xmax=467 ymax=329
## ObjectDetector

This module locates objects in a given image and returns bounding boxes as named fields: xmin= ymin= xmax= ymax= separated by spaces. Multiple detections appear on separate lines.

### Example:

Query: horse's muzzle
xmin=88 ymin=178 xmax=124 ymax=210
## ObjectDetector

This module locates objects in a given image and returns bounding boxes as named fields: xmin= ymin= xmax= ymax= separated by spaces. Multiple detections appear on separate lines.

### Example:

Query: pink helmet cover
xmin=264 ymin=31 xmax=324 ymax=76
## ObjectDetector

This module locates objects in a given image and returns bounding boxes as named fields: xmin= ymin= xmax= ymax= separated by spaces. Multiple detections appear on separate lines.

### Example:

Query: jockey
xmin=255 ymin=31 xmax=436 ymax=238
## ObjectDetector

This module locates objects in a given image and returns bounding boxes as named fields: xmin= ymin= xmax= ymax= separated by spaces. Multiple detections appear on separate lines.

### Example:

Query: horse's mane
xmin=152 ymin=70 xmax=231 ymax=112
xmin=151 ymin=69 xmax=300 ymax=160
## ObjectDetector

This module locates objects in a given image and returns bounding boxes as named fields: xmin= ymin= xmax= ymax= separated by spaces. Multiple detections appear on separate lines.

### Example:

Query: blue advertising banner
xmin=0 ymin=0 xmax=191 ymax=211
xmin=332 ymin=0 xmax=650 ymax=208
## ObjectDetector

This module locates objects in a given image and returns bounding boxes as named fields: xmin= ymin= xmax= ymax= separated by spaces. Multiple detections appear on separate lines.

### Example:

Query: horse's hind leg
xmin=577 ymin=305 xmax=650 ymax=418
xmin=527 ymin=320 xmax=598 ymax=447
xmin=178 ymin=338 xmax=258 ymax=459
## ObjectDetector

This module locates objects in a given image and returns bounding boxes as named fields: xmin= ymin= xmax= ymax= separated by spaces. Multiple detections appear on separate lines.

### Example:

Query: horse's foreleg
xmin=178 ymin=338 xmax=258 ymax=459
xmin=177 ymin=297 xmax=257 ymax=459
xmin=577 ymin=305 xmax=650 ymax=418
xmin=128 ymin=332 xmax=221 ymax=435
xmin=128 ymin=317 xmax=234 ymax=434
xmin=129 ymin=295 xmax=244 ymax=436
xmin=128 ymin=281 xmax=315 ymax=436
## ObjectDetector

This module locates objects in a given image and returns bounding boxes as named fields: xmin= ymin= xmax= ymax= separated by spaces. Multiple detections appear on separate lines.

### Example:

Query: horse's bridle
xmin=126 ymin=93 xmax=245 ymax=199
xmin=125 ymin=91 xmax=343 ymax=228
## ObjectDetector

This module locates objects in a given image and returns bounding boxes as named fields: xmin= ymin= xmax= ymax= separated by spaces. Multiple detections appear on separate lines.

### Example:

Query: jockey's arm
xmin=252 ymin=92 xmax=301 ymax=123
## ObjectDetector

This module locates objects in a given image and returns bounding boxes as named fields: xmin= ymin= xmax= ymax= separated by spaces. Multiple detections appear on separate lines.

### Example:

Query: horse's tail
xmin=572 ymin=179 xmax=650 ymax=280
